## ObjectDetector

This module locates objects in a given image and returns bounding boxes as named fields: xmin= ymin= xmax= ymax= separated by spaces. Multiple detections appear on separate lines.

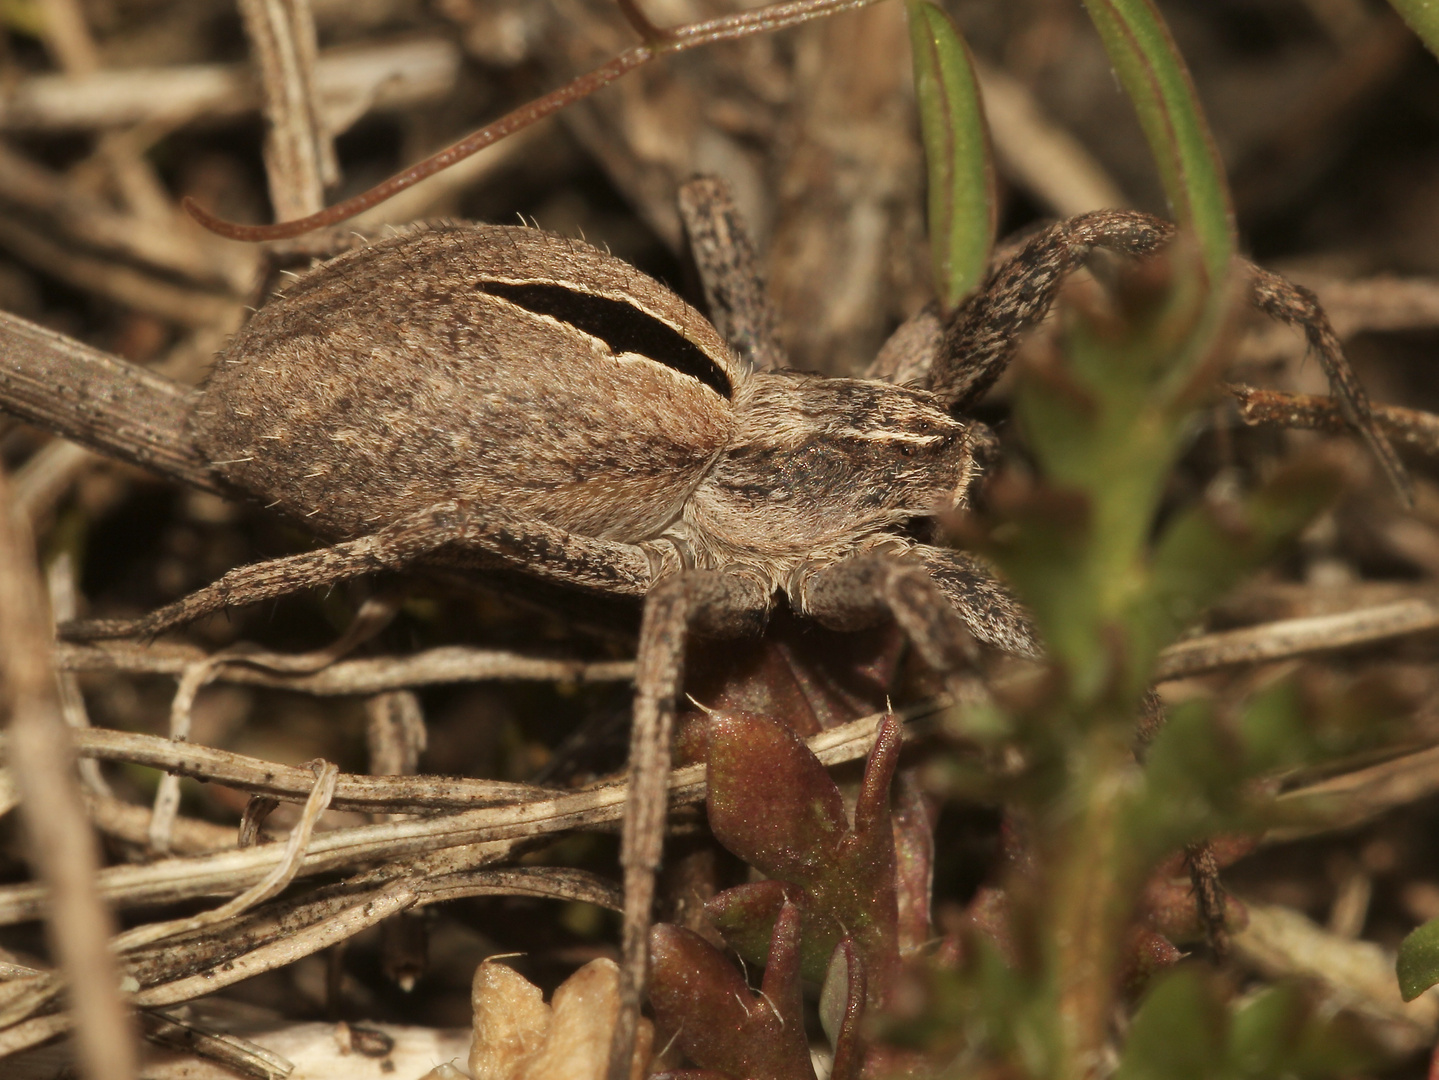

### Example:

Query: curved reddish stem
xmin=185 ymin=48 xmax=652 ymax=241
xmin=186 ymin=0 xmax=888 ymax=242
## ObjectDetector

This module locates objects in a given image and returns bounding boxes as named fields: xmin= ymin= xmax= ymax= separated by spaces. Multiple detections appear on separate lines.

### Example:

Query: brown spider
xmin=24 ymin=173 xmax=1401 ymax=1072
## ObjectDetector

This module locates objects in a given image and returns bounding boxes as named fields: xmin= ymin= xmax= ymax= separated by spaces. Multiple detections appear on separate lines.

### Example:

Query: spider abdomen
xmin=191 ymin=224 xmax=742 ymax=544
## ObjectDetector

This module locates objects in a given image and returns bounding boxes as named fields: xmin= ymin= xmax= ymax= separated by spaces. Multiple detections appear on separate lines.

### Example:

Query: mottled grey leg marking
xmin=678 ymin=176 xmax=786 ymax=373
xmin=610 ymin=568 xmax=771 ymax=1080
xmin=62 ymin=500 xmax=655 ymax=641
xmin=924 ymin=209 xmax=1407 ymax=500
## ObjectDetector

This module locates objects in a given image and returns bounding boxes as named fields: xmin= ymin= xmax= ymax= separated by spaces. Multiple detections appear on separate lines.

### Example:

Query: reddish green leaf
xmin=649 ymin=903 xmax=813 ymax=1080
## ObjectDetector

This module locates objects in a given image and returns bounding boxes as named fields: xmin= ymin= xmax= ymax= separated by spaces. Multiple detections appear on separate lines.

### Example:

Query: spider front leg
xmin=61 ymin=500 xmax=656 ymax=640
xmin=794 ymin=548 xmax=1035 ymax=689
xmin=916 ymin=209 xmax=1408 ymax=500
xmin=610 ymin=567 xmax=771 ymax=1080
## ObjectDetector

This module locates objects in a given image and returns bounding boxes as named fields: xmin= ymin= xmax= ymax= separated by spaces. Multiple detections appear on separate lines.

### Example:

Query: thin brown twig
xmin=184 ymin=0 xmax=889 ymax=241
xmin=140 ymin=1011 xmax=294 ymax=1080
xmin=0 ymin=462 xmax=135 ymax=1077
xmin=0 ymin=39 xmax=459 ymax=132
xmin=238 ymin=0 xmax=333 ymax=221
xmin=0 ymin=706 xmax=934 ymax=925
xmin=120 ymin=762 xmax=340 ymax=952
xmin=1268 ymin=742 xmax=1439 ymax=842
xmin=56 ymin=639 xmax=637 ymax=692
xmin=1154 ymin=598 xmax=1439 ymax=681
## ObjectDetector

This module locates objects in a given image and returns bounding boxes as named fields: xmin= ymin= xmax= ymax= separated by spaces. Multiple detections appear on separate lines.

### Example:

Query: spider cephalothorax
xmin=671 ymin=373 xmax=986 ymax=586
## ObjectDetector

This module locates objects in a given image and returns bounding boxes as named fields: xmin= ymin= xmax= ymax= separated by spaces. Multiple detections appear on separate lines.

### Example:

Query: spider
xmin=44 ymin=176 xmax=1398 ymax=1073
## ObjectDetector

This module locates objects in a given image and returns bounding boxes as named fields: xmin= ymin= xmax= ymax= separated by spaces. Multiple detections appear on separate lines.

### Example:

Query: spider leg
xmin=1246 ymin=266 xmax=1409 ymax=502
xmin=793 ymin=549 xmax=1033 ymax=685
xmin=609 ymin=568 xmax=771 ymax=1080
xmin=866 ymin=302 xmax=941 ymax=385
xmin=928 ymin=210 xmax=1173 ymax=409
xmin=678 ymin=176 xmax=787 ymax=372
xmin=907 ymin=544 xmax=1040 ymax=659
xmin=61 ymin=500 xmax=655 ymax=641
xmin=923 ymin=209 xmax=1408 ymax=501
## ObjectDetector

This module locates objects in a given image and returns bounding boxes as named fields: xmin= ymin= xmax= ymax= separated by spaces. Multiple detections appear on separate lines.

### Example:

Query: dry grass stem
xmin=148 ymin=662 xmax=215 ymax=853
xmin=45 ymin=557 xmax=111 ymax=799
xmin=13 ymin=444 xmax=99 ymax=529
xmin=0 ymin=463 xmax=135 ymax=1078
xmin=1232 ymin=900 xmax=1439 ymax=1055
xmin=1307 ymin=274 xmax=1439 ymax=337
xmin=239 ymin=0 xmax=334 ymax=220
xmin=38 ymin=0 xmax=100 ymax=74
xmin=1154 ymin=597 xmax=1439 ymax=681
xmin=133 ymin=885 xmax=417 ymax=1008
xmin=365 ymin=689 xmax=426 ymax=778
xmin=349 ymin=124 xmax=546 ymax=230
xmin=0 ymin=1016 xmax=75 ymax=1063
xmin=0 ymin=217 xmax=243 ymax=328
xmin=415 ymin=867 xmax=622 ymax=910
xmin=140 ymin=1011 xmax=294 ymax=1080
xmin=120 ymin=761 xmax=339 ymax=952
xmin=1270 ymin=742 xmax=1439 ymax=841
xmin=0 ymin=143 xmax=250 ymax=292
xmin=57 ymin=639 xmax=637 ymax=692
xmin=0 ymin=706 xmax=923 ymax=926
xmin=39 ymin=727 xmax=572 ymax=811
xmin=0 ymin=40 xmax=460 ymax=134
xmin=84 ymin=793 xmax=243 ymax=854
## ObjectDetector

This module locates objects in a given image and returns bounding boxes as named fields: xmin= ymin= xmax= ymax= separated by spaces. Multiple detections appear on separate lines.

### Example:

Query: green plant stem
xmin=1048 ymin=723 xmax=1147 ymax=1080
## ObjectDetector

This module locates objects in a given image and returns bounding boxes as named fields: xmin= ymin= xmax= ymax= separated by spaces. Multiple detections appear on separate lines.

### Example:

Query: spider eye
xmin=899 ymin=444 xmax=916 ymax=457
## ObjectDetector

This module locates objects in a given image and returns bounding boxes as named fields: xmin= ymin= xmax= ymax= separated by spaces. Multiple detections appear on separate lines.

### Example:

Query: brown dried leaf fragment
xmin=470 ymin=959 xmax=653 ymax=1080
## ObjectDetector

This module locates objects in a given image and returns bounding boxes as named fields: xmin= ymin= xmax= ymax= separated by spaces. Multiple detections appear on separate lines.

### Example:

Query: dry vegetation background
xmin=5 ymin=0 xmax=1439 ymax=1076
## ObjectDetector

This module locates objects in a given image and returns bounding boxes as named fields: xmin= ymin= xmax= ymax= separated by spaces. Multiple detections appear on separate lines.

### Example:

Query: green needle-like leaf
xmin=907 ymin=0 xmax=995 ymax=311
xmin=1398 ymin=916 xmax=1439 ymax=1001
xmin=1387 ymin=0 xmax=1439 ymax=61
xmin=1081 ymin=0 xmax=1234 ymax=285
